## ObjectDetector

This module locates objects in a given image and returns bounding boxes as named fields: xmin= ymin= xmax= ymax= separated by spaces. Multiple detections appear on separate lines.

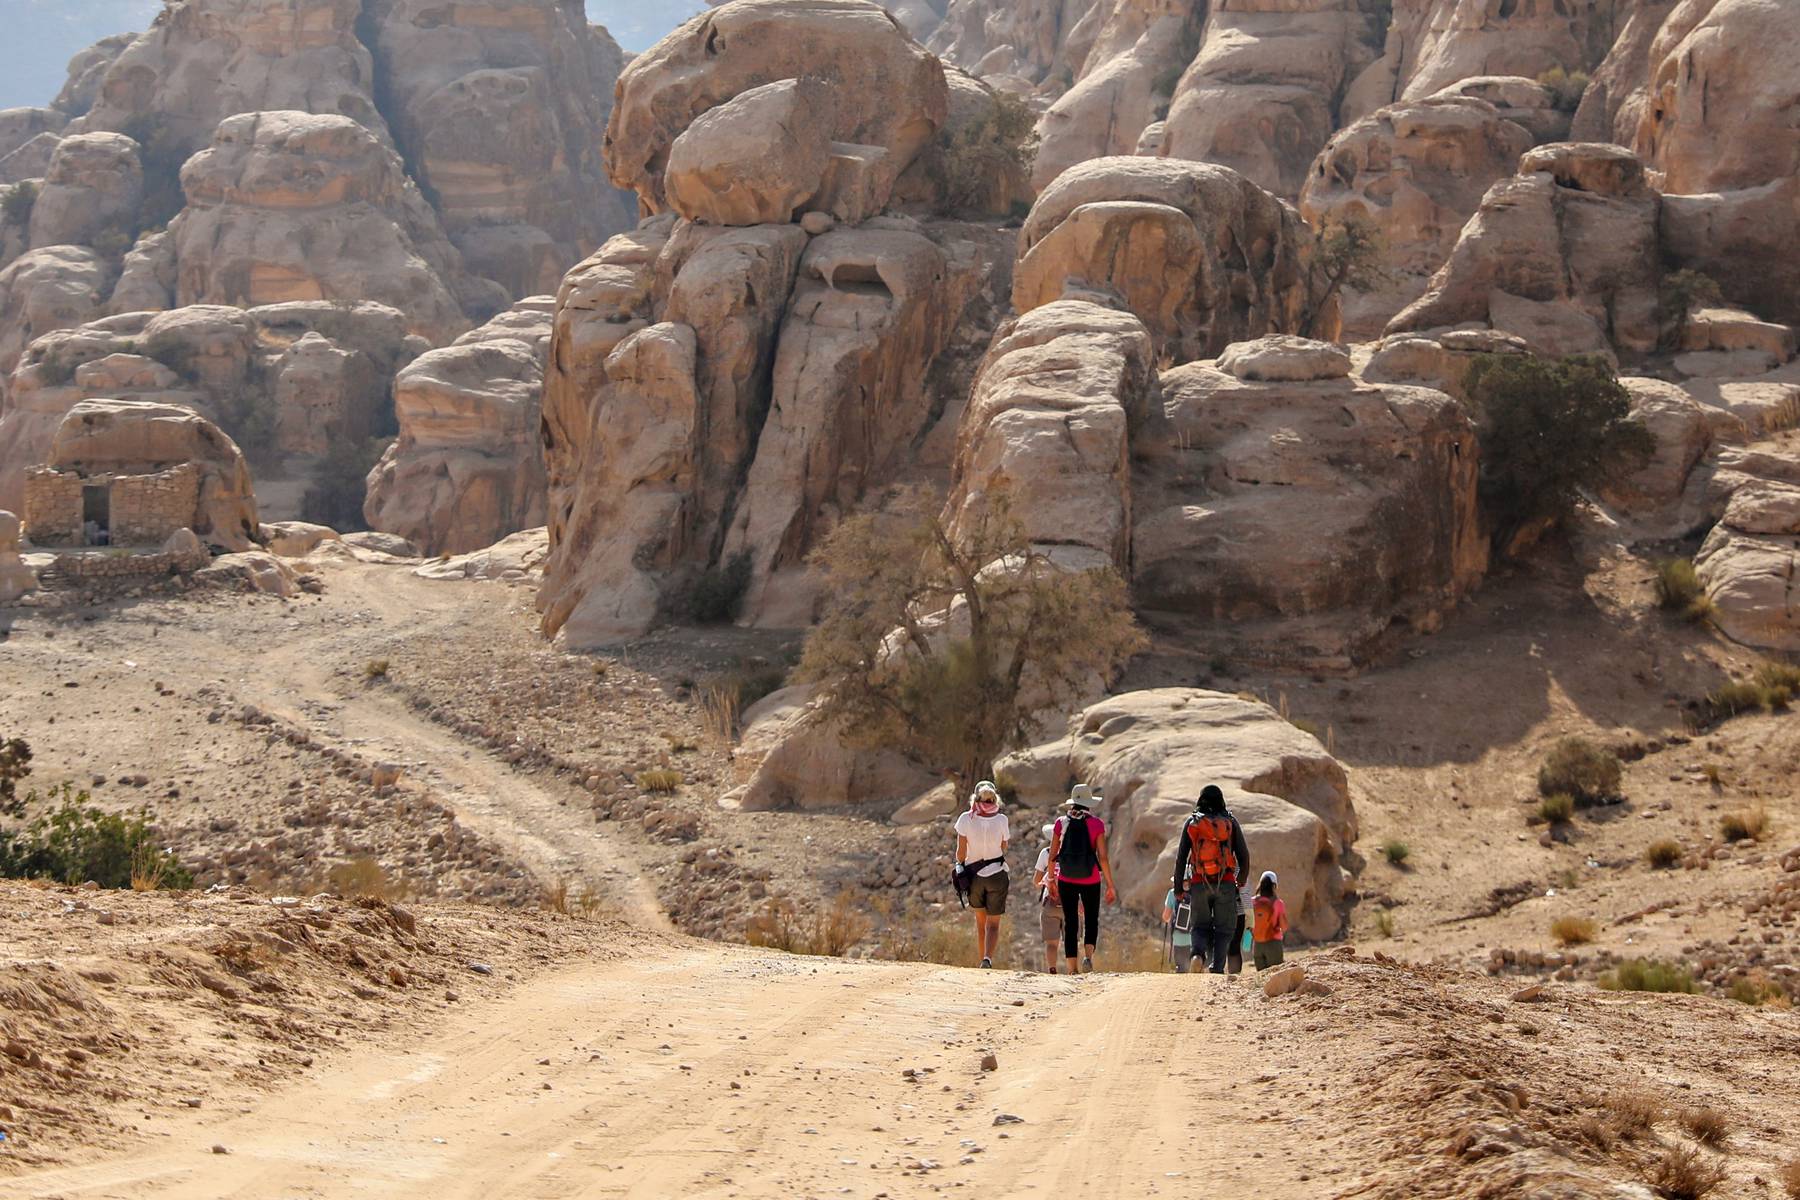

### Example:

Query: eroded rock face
xmin=1638 ymin=0 xmax=1800 ymax=325
xmin=26 ymin=133 xmax=144 ymax=252
xmin=1133 ymin=335 xmax=1486 ymax=668
xmin=1015 ymin=156 xmax=1314 ymax=363
xmin=364 ymin=300 xmax=552 ymax=556
xmin=0 ymin=108 xmax=70 ymax=185
xmin=168 ymin=111 xmax=480 ymax=339
xmin=1300 ymin=92 xmax=1536 ymax=337
xmin=43 ymin=398 xmax=259 ymax=550
xmin=928 ymin=0 xmax=1101 ymax=90
xmin=1697 ymin=479 xmax=1800 ymax=652
xmin=1387 ymin=143 xmax=1663 ymax=357
xmin=604 ymin=0 xmax=949 ymax=221
xmin=664 ymin=79 xmax=836 ymax=227
xmin=0 ymin=246 xmax=115 ymax=385
xmin=1359 ymin=0 xmax=1615 ymax=111
xmin=360 ymin=0 xmax=636 ymax=297
xmin=943 ymin=299 xmax=1156 ymax=571
xmin=1162 ymin=0 xmax=1379 ymax=200
xmin=1004 ymin=689 xmax=1359 ymax=940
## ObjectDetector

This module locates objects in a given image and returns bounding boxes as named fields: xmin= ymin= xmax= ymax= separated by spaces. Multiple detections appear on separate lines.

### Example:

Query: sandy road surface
xmin=12 ymin=943 xmax=1348 ymax=1200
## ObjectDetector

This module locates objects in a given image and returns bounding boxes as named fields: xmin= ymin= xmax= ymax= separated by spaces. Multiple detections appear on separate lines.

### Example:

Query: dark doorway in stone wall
xmin=82 ymin=484 xmax=111 ymax=546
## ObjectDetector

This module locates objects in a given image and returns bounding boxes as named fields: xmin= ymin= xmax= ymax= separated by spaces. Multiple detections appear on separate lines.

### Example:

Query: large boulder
xmin=1161 ymin=0 xmax=1379 ymax=200
xmin=1002 ymin=689 xmax=1359 ymax=941
xmin=1300 ymin=93 xmax=1536 ymax=338
xmin=25 ymin=132 xmax=143 ymax=251
xmin=942 ymin=299 xmax=1156 ymax=572
xmin=734 ymin=684 xmax=937 ymax=813
xmin=169 ymin=111 xmax=481 ymax=339
xmin=0 ymin=509 xmax=36 ymax=603
xmin=664 ymin=79 xmax=835 ymax=227
xmin=1132 ymin=335 xmax=1486 ymax=668
xmin=1696 ymin=479 xmax=1800 ymax=653
xmin=1014 ymin=156 xmax=1314 ymax=364
xmin=0 ymin=246 xmax=114 ymax=382
xmin=364 ymin=301 xmax=551 ymax=556
xmin=1387 ymin=143 xmax=1663 ymax=357
xmin=604 ymin=0 xmax=948 ymax=221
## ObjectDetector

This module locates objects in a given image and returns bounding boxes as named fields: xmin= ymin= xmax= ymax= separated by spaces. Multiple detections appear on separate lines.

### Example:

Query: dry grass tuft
xmin=636 ymin=768 xmax=683 ymax=793
xmin=1538 ymin=792 xmax=1576 ymax=824
xmin=1646 ymin=838 xmax=1684 ymax=869
xmin=363 ymin=658 xmax=390 ymax=680
xmin=1551 ymin=915 xmax=1598 ymax=946
xmin=746 ymin=892 xmax=870 ymax=957
xmin=323 ymin=856 xmax=406 ymax=901
xmin=1678 ymin=1106 xmax=1730 ymax=1147
xmin=1719 ymin=806 xmax=1769 ymax=844
xmin=1380 ymin=838 xmax=1411 ymax=867
xmin=1573 ymin=1113 xmax=1617 ymax=1152
xmin=1640 ymin=1145 xmax=1727 ymax=1199
xmin=1605 ymin=1089 xmax=1666 ymax=1138
xmin=1374 ymin=910 xmax=1396 ymax=938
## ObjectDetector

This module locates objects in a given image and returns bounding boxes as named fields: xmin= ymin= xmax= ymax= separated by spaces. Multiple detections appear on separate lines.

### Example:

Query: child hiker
xmin=1251 ymin=870 xmax=1288 ymax=970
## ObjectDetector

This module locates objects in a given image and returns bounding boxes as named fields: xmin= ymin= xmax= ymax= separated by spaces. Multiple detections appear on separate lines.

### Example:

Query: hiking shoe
xmin=980 ymin=957 xmax=992 ymax=969
xmin=1080 ymin=956 xmax=1095 ymax=974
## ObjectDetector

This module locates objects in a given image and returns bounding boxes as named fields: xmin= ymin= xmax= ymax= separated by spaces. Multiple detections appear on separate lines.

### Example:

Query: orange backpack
xmin=1185 ymin=814 xmax=1238 ymax=885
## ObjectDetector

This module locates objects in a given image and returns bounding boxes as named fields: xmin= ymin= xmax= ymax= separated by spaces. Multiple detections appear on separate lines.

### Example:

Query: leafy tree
xmin=0 ymin=736 xmax=32 ymax=818
xmin=936 ymin=92 xmax=1038 ymax=213
xmin=797 ymin=489 xmax=1146 ymax=788
xmin=1300 ymin=214 xmax=1394 ymax=337
xmin=1658 ymin=268 xmax=1724 ymax=347
xmin=1463 ymin=353 xmax=1655 ymax=550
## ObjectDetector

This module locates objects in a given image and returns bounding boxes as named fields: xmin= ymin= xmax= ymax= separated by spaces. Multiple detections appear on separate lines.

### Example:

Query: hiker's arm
xmin=956 ymin=834 xmax=968 ymax=865
xmin=1232 ymin=819 xmax=1251 ymax=887
xmin=1046 ymin=827 xmax=1063 ymax=893
xmin=1172 ymin=827 xmax=1191 ymax=896
xmin=1096 ymin=829 xmax=1117 ymax=903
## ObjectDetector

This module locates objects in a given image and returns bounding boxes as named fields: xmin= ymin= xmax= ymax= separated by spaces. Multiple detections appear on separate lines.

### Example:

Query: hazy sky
xmin=0 ymin=1 xmax=709 ymax=112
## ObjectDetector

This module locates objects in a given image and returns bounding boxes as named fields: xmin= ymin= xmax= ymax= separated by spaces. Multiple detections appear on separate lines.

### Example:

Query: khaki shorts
xmin=1039 ymin=895 xmax=1063 ymax=940
xmin=969 ymin=871 xmax=1009 ymax=915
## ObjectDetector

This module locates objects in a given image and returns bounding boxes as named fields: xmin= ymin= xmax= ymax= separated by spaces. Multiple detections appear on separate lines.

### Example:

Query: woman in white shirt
xmin=953 ymin=780 xmax=1009 ymax=968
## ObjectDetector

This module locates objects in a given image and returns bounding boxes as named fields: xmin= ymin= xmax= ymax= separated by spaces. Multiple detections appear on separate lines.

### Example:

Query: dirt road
xmin=11 ymin=943 xmax=1350 ymax=1199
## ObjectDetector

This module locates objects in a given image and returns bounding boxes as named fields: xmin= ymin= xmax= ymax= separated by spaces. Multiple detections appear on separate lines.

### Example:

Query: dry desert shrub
xmin=1678 ymin=1106 xmax=1730 ymax=1147
xmin=1538 ymin=737 xmax=1623 ymax=806
xmin=323 ymin=856 xmax=406 ymax=901
xmin=1654 ymin=558 xmax=1712 ymax=623
xmin=542 ymin=878 xmax=605 ymax=919
xmin=1539 ymin=792 xmax=1576 ymax=824
xmin=746 ymin=893 xmax=869 ymax=957
xmin=1602 ymin=959 xmax=1697 ymax=994
xmin=1380 ymin=838 xmax=1411 ymax=867
xmin=1573 ymin=1113 xmax=1617 ymax=1152
xmin=1646 ymin=839 xmax=1685 ymax=869
xmin=1374 ymin=909 xmax=1397 ymax=938
xmin=1720 ymin=806 xmax=1769 ymax=844
xmin=636 ymin=768 xmax=683 ymax=793
xmin=1640 ymin=1145 xmax=1727 ymax=1199
xmin=363 ymin=658 xmax=390 ymax=680
xmin=1605 ymin=1089 xmax=1667 ymax=1138
xmin=699 ymin=681 xmax=741 ymax=747
xmin=1551 ymin=916 xmax=1598 ymax=946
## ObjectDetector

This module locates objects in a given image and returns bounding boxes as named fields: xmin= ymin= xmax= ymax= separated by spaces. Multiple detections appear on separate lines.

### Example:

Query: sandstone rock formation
xmin=25 ymin=132 xmax=143 ymax=252
xmin=1697 ymin=479 xmax=1800 ymax=653
xmin=165 ymin=111 xmax=481 ymax=338
xmin=605 ymin=0 xmax=949 ymax=223
xmin=1161 ymin=0 xmax=1379 ymax=201
xmin=1014 ymin=156 xmax=1315 ymax=363
xmin=0 ymin=246 xmax=115 ymax=384
xmin=1300 ymin=91 xmax=1536 ymax=337
xmin=364 ymin=299 xmax=552 ymax=556
xmin=734 ymin=684 xmax=938 ymax=813
xmin=0 ymin=509 xmax=37 ymax=603
xmin=1000 ymin=689 xmax=1358 ymax=940
xmin=359 ymin=0 xmax=637 ymax=296
xmin=1354 ymin=0 xmax=1612 ymax=112
xmin=1133 ymin=335 xmax=1486 ymax=666
xmin=1387 ymin=143 xmax=1662 ymax=357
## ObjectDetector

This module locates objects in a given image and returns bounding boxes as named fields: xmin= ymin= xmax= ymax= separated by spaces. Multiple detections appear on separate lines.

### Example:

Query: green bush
xmin=1463 ymin=354 xmax=1654 ymax=551
xmin=1600 ymin=958 xmax=1697 ymax=994
xmin=1654 ymin=558 xmax=1712 ymax=622
xmin=1702 ymin=665 xmax=1797 ymax=723
xmin=1380 ymin=838 xmax=1411 ymax=867
xmin=1537 ymin=737 xmax=1623 ymax=806
xmin=935 ymin=90 xmax=1038 ymax=212
xmin=1659 ymin=268 xmax=1725 ymax=341
xmin=0 ymin=784 xmax=192 ymax=890
xmin=1538 ymin=792 xmax=1576 ymax=824
xmin=1536 ymin=66 xmax=1590 ymax=112
xmin=2 ymin=180 xmax=38 ymax=227
xmin=0 ymin=735 xmax=32 ymax=818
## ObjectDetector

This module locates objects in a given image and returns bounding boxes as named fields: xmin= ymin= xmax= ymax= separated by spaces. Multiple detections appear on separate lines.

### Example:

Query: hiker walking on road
xmin=1162 ymin=885 xmax=1195 ymax=973
xmin=1032 ymin=823 xmax=1063 ymax=973
xmin=1173 ymin=785 xmax=1251 ymax=974
xmin=1047 ymin=784 xmax=1116 ymax=974
xmin=1251 ymin=871 xmax=1289 ymax=970
xmin=954 ymin=781 xmax=1010 ymax=968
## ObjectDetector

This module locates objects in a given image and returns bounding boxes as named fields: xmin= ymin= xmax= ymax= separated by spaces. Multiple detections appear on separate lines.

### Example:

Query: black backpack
xmin=1057 ymin=815 xmax=1098 ymax=879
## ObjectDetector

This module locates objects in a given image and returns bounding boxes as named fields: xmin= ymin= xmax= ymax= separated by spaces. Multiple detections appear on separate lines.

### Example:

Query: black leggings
xmin=1059 ymin=881 xmax=1101 ymax=958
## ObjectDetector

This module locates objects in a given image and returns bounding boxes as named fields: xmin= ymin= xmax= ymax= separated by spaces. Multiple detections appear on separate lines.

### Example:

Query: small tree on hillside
xmin=1658 ymin=268 xmax=1724 ymax=348
xmin=1300 ymin=214 xmax=1393 ymax=337
xmin=937 ymin=92 xmax=1038 ymax=213
xmin=1463 ymin=353 xmax=1654 ymax=551
xmin=300 ymin=437 xmax=389 ymax=532
xmin=1 ymin=735 xmax=32 ymax=818
xmin=797 ymin=489 xmax=1146 ymax=789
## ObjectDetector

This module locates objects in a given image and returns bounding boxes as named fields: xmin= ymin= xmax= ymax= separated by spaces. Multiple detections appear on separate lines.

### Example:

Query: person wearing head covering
xmin=1172 ymin=784 xmax=1252 ymax=974
xmin=1031 ymin=822 xmax=1063 ymax=973
xmin=953 ymin=780 xmax=1010 ymax=968
xmin=1045 ymin=783 xmax=1117 ymax=974
xmin=1251 ymin=870 xmax=1288 ymax=970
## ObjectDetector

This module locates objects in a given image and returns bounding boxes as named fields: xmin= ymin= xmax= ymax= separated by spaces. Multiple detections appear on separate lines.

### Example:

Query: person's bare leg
xmin=972 ymin=911 xmax=988 ymax=964
xmin=983 ymin=918 xmax=1002 ymax=962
